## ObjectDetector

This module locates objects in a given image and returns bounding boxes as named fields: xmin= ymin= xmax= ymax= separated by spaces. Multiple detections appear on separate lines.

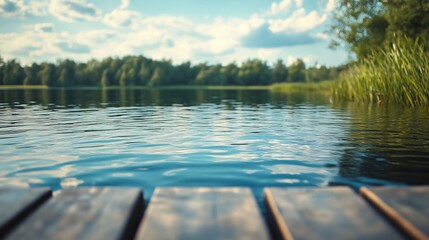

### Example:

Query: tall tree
xmin=0 ymin=56 xmax=4 ymax=85
xmin=100 ymin=69 xmax=109 ymax=87
xmin=272 ymin=60 xmax=288 ymax=83
xmin=330 ymin=0 xmax=429 ymax=60
xmin=288 ymin=59 xmax=306 ymax=82
xmin=384 ymin=0 xmax=429 ymax=42
xmin=39 ymin=63 xmax=56 ymax=86
xmin=238 ymin=59 xmax=270 ymax=85
xmin=24 ymin=63 xmax=41 ymax=85
xmin=57 ymin=59 xmax=76 ymax=86
xmin=330 ymin=0 xmax=387 ymax=59
xmin=3 ymin=60 xmax=24 ymax=85
xmin=220 ymin=63 xmax=239 ymax=85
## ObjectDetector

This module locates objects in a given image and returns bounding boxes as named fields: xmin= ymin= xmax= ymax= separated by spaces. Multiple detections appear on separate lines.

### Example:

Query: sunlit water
xmin=1 ymin=89 xmax=429 ymax=202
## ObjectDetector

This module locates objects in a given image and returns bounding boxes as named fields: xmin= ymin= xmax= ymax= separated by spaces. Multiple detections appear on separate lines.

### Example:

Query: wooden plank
xmin=0 ymin=188 xmax=51 ymax=238
xmin=361 ymin=186 xmax=429 ymax=240
xmin=136 ymin=187 xmax=270 ymax=240
xmin=6 ymin=187 xmax=144 ymax=240
xmin=265 ymin=187 xmax=404 ymax=240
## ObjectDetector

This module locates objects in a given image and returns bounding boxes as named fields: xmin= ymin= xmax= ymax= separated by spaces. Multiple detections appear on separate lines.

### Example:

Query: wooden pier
xmin=0 ymin=186 xmax=428 ymax=240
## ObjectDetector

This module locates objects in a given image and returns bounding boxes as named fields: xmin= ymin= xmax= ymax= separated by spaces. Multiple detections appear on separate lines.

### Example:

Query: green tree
xmin=305 ymin=65 xmax=331 ymax=82
xmin=138 ymin=63 xmax=152 ymax=86
xmin=384 ymin=0 xmax=429 ymax=41
xmin=272 ymin=60 xmax=288 ymax=83
xmin=39 ymin=63 xmax=56 ymax=86
xmin=0 ymin=56 xmax=5 ymax=85
xmin=174 ymin=61 xmax=193 ymax=85
xmin=0 ymin=54 xmax=345 ymax=87
xmin=100 ymin=69 xmax=109 ymax=87
xmin=238 ymin=59 xmax=270 ymax=85
xmin=331 ymin=0 xmax=429 ymax=60
xmin=24 ymin=63 xmax=41 ymax=85
xmin=288 ymin=59 xmax=306 ymax=82
xmin=220 ymin=63 xmax=239 ymax=85
xmin=57 ymin=59 xmax=76 ymax=86
xmin=330 ymin=0 xmax=387 ymax=59
xmin=149 ymin=67 xmax=163 ymax=86
xmin=3 ymin=60 xmax=24 ymax=85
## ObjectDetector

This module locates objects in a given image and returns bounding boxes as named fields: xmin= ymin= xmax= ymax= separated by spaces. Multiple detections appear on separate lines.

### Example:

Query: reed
xmin=333 ymin=37 xmax=429 ymax=106
xmin=271 ymin=81 xmax=334 ymax=93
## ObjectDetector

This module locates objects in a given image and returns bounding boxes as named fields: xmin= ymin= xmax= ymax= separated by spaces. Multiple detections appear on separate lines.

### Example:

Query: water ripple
xmin=1 ymin=89 xmax=429 ymax=202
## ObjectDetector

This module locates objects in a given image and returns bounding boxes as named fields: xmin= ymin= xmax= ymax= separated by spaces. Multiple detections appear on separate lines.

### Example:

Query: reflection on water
xmin=1 ymin=89 xmax=429 ymax=200
xmin=0 ymin=88 xmax=330 ymax=108
xmin=332 ymin=103 xmax=429 ymax=186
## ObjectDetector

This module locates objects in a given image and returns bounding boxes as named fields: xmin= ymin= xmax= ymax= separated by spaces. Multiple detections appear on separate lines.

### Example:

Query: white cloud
xmin=0 ymin=0 xmax=24 ymax=16
xmin=257 ymin=49 xmax=279 ymax=60
xmin=140 ymin=16 xmax=196 ymax=33
xmin=49 ymin=0 xmax=101 ymax=22
xmin=103 ymin=9 xmax=141 ymax=28
xmin=119 ymin=0 xmax=129 ymax=9
xmin=242 ymin=23 xmax=319 ymax=48
xmin=115 ymin=16 xmax=209 ymax=61
xmin=28 ymin=0 xmax=49 ymax=16
xmin=103 ymin=0 xmax=142 ymax=28
xmin=29 ymin=23 xmax=54 ymax=33
xmin=0 ymin=28 xmax=96 ymax=64
xmin=270 ymin=0 xmax=292 ymax=15
xmin=325 ymin=0 xmax=337 ymax=12
xmin=294 ymin=0 xmax=303 ymax=7
xmin=268 ymin=8 xmax=327 ymax=33
xmin=287 ymin=55 xmax=314 ymax=66
xmin=198 ymin=17 xmax=251 ymax=45
xmin=314 ymin=32 xmax=329 ymax=40
xmin=0 ymin=0 xmax=342 ymax=66
xmin=76 ymin=30 xmax=116 ymax=44
xmin=0 ymin=0 xmax=47 ymax=17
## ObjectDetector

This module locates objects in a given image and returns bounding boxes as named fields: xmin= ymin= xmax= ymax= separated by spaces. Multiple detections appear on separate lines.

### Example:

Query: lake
xmin=1 ymin=88 xmax=429 ymax=202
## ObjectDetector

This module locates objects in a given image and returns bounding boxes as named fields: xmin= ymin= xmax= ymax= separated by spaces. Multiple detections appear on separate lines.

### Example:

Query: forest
xmin=331 ymin=0 xmax=429 ymax=106
xmin=0 ymin=56 xmax=346 ymax=87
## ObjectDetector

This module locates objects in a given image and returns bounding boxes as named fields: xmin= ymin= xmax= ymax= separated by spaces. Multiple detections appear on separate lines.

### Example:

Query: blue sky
xmin=0 ymin=0 xmax=348 ymax=66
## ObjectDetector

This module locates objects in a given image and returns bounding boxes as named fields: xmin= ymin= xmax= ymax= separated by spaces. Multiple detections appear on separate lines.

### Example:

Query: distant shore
xmin=0 ymin=85 xmax=49 ymax=89
xmin=0 ymin=81 xmax=333 ymax=93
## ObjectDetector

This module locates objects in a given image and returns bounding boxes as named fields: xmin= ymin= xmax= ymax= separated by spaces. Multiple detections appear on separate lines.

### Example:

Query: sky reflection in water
xmin=1 ymin=89 xmax=429 ymax=201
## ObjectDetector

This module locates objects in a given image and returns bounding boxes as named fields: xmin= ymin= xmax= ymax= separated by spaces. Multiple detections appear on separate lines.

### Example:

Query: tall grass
xmin=271 ymin=80 xmax=334 ymax=93
xmin=333 ymin=37 xmax=429 ymax=106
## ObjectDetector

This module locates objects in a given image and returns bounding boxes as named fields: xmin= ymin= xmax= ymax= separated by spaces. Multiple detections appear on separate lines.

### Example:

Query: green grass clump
xmin=271 ymin=81 xmax=334 ymax=93
xmin=333 ymin=37 xmax=429 ymax=106
xmin=0 ymin=85 xmax=49 ymax=89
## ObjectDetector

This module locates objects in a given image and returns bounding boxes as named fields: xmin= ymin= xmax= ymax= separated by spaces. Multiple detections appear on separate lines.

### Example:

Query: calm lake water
xmin=1 ymin=89 xmax=429 ymax=201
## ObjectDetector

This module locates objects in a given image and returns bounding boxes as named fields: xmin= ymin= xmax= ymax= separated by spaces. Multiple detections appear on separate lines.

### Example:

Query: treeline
xmin=0 ymin=56 xmax=345 ymax=87
xmin=331 ymin=0 xmax=429 ymax=106
xmin=331 ymin=0 xmax=429 ymax=60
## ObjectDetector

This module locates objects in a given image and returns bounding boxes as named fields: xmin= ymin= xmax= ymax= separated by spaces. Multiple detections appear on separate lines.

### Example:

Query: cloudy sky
xmin=0 ymin=0 xmax=348 ymax=66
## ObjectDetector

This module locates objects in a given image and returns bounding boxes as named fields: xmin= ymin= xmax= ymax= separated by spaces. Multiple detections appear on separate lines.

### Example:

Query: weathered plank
xmin=6 ymin=187 xmax=144 ymax=240
xmin=361 ymin=186 xmax=429 ymax=240
xmin=265 ymin=187 xmax=404 ymax=240
xmin=0 ymin=188 xmax=51 ymax=238
xmin=136 ymin=187 xmax=270 ymax=240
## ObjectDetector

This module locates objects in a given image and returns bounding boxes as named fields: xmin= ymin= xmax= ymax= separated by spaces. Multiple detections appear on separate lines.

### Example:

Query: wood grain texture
xmin=5 ymin=187 xmax=144 ymax=240
xmin=361 ymin=186 xmax=429 ymax=240
xmin=265 ymin=187 xmax=404 ymax=240
xmin=0 ymin=188 xmax=51 ymax=238
xmin=136 ymin=187 xmax=270 ymax=240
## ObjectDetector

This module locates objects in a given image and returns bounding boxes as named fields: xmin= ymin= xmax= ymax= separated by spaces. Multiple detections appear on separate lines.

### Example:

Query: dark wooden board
xmin=136 ymin=187 xmax=270 ymax=240
xmin=6 ymin=187 xmax=144 ymax=240
xmin=361 ymin=186 xmax=429 ymax=240
xmin=0 ymin=188 xmax=51 ymax=237
xmin=265 ymin=187 xmax=404 ymax=240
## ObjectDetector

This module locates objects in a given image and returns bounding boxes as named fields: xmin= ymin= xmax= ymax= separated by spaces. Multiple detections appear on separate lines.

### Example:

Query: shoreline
xmin=0 ymin=81 xmax=334 ymax=92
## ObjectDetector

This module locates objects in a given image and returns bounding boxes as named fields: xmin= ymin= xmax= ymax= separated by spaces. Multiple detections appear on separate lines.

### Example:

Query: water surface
xmin=1 ymin=89 xmax=429 ymax=201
